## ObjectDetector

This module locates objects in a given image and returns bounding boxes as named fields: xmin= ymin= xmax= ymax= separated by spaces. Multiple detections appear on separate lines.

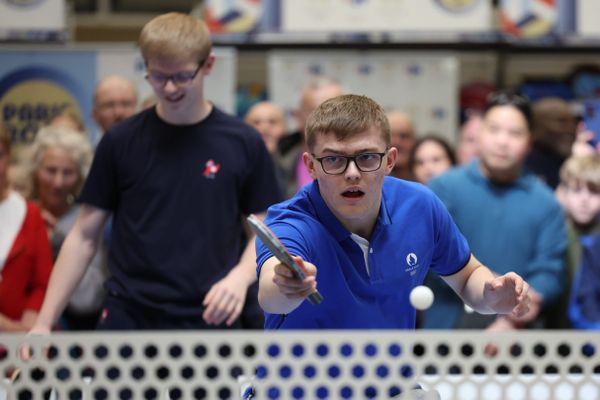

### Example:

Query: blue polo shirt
xmin=256 ymin=177 xmax=470 ymax=329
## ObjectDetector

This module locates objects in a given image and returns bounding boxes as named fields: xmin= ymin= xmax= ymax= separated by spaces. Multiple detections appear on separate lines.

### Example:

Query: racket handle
xmin=308 ymin=290 xmax=324 ymax=305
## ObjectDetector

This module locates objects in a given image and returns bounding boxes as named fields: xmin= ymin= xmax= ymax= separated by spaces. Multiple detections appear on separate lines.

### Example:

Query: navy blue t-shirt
xmin=80 ymin=106 xmax=280 ymax=316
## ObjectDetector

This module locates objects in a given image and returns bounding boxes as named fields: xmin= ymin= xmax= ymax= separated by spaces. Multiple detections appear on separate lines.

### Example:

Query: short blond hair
xmin=27 ymin=126 xmax=93 ymax=200
xmin=305 ymin=94 xmax=390 ymax=152
xmin=560 ymin=155 xmax=600 ymax=192
xmin=139 ymin=12 xmax=211 ymax=64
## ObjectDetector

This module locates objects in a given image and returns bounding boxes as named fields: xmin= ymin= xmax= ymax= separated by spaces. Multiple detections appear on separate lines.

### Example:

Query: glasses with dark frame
xmin=312 ymin=150 xmax=388 ymax=175
xmin=145 ymin=60 xmax=205 ymax=87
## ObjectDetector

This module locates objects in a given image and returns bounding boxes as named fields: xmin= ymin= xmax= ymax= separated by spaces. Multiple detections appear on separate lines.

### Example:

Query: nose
xmin=344 ymin=159 xmax=361 ymax=180
xmin=163 ymin=79 xmax=178 ymax=93
xmin=51 ymin=172 xmax=66 ymax=189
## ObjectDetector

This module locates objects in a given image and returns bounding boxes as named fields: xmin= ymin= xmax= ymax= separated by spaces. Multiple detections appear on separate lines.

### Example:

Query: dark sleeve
xmin=78 ymin=132 xmax=119 ymax=211
xmin=240 ymin=130 xmax=282 ymax=214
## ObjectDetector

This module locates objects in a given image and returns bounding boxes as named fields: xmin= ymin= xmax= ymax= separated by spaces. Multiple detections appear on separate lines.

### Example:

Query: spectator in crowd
xmin=245 ymin=101 xmax=288 ymax=155
xmin=409 ymin=134 xmax=456 ymax=184
xmin=456 ymin=113 xmax=483 ymax=165
xmin=256 ymin=94 xmax=532 ymax=332
xmin=30 ymin=12 xmax=279 ymax=332
xmin=526 ymin=97 xmax=577 ymax=189
xmin=27 ymin=126 xmax=106 ymax=330
xmin=421 ymin=91 xmax=567 ymax=331
xmin=92 ymin=75 xmax=138 ymax=133
xmin=276 ymin=77 xmax=343 ymax=199
xmin=46 ymin=109 xmax=86 ymax=134
xmin=386 ymin=111 xmax=416 ymax=180
xmin=0 ymin=127 xmax=53 ymax=332
xmin=549 ymin=155 xmax=600 ymax=329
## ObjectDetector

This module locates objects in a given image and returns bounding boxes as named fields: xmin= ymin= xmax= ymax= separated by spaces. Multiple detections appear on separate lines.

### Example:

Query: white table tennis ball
xmin=409 ymin=285 xmax=434 ymax=310
xmin=464 ymin=304 xmax=474 ymax=314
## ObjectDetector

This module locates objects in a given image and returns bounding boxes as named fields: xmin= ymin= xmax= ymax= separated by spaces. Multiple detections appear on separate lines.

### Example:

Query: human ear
xmin=385 ymin=147 xmax=398 ymax=175
xmin=302 ymin=152 xmax=317 ymax=179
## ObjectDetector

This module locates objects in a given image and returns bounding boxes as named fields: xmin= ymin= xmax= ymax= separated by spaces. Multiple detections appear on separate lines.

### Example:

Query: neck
xmin=347 ymin=219 xmax=376 ymax=240
xmin=156 ymin=99 xmax=212 ymax=125
xmin=391 ymin=165 xmax=412 ymax=180
xmin=43 ymin=201 xmax=71 ymax=220
xmin=479 ymin=163 xmax=521 ymax=185
xmin=574 ymin=218 xmax=600 ymax=234
xmin=337 ymin=205 xmax=380 ymax=241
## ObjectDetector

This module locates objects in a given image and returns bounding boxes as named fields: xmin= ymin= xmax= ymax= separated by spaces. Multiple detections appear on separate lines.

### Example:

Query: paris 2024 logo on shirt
xmin=405 ymin=253 xmax=420 ymax=276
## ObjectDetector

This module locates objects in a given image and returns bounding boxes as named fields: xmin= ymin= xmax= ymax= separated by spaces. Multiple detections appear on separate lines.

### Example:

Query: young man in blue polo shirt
xmin=30 ymin=13 xmax=279 ymax=331
xmin=256 ymin=94 xmax=531 ymax=330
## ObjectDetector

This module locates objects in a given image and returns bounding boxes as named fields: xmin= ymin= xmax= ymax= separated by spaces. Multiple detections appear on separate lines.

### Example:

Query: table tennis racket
xmin=247 ymin=214 xmax=323 ymax=305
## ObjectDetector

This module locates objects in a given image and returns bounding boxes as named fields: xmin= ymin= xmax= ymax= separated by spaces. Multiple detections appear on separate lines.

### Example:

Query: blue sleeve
xmin=525 ymin=202 xmax=567 ymax=304
xmin=255 ymin=209 xmax=311 ymax=278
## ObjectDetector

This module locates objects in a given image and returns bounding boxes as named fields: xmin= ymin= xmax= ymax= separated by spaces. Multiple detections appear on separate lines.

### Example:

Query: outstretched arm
xmin=30 ymin=204 xmax=109 ymax=334
xmin=258 ymin=255 xmax=317 ymax=314
xmin=441 ymin=254 xmax=531 ymax=318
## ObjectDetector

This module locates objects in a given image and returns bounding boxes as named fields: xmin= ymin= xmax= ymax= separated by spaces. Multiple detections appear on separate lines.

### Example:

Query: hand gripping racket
xmin=247 ymin=214 xmax=323 ymax=305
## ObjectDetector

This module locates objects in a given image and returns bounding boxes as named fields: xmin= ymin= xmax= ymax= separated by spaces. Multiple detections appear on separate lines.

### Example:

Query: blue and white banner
xmin=269 ymin=50 xmax=459 ymax=144
xmin=281 ymin=0 xmax=491 ymax=33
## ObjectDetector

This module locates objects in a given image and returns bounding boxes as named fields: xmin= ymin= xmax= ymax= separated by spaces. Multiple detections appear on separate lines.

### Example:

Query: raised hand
xmin=483 ymin=272 xmax=531 ymax=317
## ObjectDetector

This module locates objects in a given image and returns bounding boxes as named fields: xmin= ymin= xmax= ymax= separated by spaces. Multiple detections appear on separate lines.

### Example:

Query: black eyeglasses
xmin=145 ymin=60 xmax=205 ymax=87
xmin=312 ymin=151 xmax=387 ymax=175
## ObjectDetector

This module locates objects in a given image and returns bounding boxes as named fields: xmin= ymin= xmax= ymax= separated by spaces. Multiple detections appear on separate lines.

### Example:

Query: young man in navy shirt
xmin=30 ymin=13 xmax=279 ymax=331
xmin=256 ymin=94 xmax=531 ymax=329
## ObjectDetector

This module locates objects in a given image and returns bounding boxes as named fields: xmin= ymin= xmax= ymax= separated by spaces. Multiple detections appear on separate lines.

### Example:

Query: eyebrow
xmin=319 ymin=147 xmax=382 ymax=155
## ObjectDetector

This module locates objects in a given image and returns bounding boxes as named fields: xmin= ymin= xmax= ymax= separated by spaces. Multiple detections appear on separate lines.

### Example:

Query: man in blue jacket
xmin=422 ymin=91 xmax=567 ymax=331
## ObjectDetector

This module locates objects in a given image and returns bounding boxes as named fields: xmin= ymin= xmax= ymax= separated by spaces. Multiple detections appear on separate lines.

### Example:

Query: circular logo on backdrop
xmin=3 ymin=0 xmax=45 ymax=8
xmin=499 ymin=0 xmax=557 ymax=38
xmin=433 ymin=0 xmax=480 ymax=13
xmin=0 ymin=66 xmax=84 ymax=150
xmin=203 ymin=0 xmax=262 ymax=33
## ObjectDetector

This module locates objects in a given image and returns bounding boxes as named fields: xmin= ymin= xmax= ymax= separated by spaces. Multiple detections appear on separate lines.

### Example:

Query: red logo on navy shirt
xmin=203 ymin=159 xmax=221 ymax=179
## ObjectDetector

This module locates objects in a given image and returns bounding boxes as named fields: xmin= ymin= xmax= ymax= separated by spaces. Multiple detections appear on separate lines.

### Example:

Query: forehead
xmin=97 ymin=81 xmax=135 ymax=101
xmin=146 ymin=58 xmax=198 ymax=72
xmin=485 ymin=105 xmax=527 ymax=126
xmin=247 ymin=104 xmax=284 ymax=120
xmin=40 ymin=146 xmax=76 ymax=164
xmin=417 ymin=140 xmax=445 ymax=154
xmin=313 ymin=128 xmax=386 ymax=153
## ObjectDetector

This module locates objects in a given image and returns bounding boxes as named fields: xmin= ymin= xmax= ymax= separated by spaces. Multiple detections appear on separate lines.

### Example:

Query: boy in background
xmin=551 ymin=155 xmax=600 ymax=328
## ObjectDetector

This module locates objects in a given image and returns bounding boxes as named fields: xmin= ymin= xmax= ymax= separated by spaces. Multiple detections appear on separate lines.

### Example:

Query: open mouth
xmin=166 ymin=93 xmax=185 ymax=103
xmin=342 ymin=188 xmax=365 ymax=199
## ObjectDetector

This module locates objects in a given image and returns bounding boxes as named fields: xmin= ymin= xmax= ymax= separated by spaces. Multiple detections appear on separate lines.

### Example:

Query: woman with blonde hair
xmin=0 ymin=127 xmax=53 ymax=331
xmin=28 ymin=126 xmax=107 ymax=330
